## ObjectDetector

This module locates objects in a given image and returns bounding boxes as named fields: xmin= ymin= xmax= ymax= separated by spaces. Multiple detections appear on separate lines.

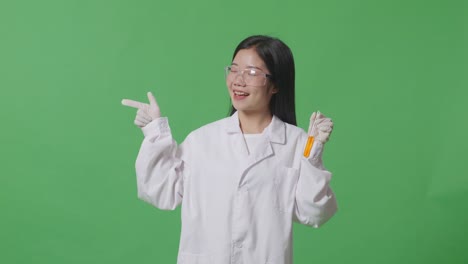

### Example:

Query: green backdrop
xmin=1 ymin=0 xmax=467 ymax=263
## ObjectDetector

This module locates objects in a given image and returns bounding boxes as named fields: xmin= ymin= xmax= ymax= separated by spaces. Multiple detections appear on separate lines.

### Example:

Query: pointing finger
xmin=122 ymin=99 xmax=147 ymax=109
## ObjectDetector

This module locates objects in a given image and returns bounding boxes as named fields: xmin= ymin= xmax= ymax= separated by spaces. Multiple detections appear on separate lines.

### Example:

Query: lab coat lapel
xmin=245 ymin=115 xmax=286 ymax=170
xmin=224 ymin=113 xmax=286 ymax=186
xmin=245 ymin=137 xmax=271 ymax=168
xmin=225 ymin=112 xmax=250 ymax=167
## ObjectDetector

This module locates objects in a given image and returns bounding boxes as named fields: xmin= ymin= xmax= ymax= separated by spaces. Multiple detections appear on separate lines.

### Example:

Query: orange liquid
xmin=303 ymin=136 xmax=315 ymax=157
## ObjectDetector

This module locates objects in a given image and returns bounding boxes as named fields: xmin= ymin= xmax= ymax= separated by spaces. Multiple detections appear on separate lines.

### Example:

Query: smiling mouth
xmin=234 ymin=90 xmax=250 ymax=96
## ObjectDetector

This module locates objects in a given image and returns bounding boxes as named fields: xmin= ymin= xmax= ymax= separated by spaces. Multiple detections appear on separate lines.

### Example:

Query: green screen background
xmin=1 ymin=0 xmax=467 ymax=263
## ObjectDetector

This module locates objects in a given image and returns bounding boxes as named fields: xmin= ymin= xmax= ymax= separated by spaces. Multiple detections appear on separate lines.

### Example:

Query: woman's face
xmin=226 ymin=48 xmax=277 ymax=115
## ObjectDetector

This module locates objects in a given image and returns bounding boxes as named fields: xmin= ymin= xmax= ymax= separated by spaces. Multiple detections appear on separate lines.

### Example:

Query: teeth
xmin=234 ymin=91 xmax=248 ymax=96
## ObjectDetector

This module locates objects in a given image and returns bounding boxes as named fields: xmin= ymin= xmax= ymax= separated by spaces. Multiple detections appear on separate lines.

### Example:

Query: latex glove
xmin=308 ymin=111 xmax=333 ymax=144
xmin=122 ymin=92 xmax=161 ymax=127
xmin=306 ymin=111 xmax=334 ymax=169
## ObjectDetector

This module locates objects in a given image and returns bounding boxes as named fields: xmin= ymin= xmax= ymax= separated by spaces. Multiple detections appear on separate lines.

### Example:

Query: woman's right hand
xmin=122 ymin=92 xmax=161 ymax=128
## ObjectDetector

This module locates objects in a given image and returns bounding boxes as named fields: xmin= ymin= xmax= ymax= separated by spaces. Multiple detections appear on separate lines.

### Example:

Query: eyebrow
xmin=230 ymin=63 xmax=263 ymax=70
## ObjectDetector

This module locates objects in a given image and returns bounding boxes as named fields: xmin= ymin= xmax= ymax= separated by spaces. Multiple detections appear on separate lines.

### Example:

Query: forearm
xmin=294 ymin=143 xmax=337 ymax=228
xmin=136 ymin=117 xmax=185 ymax=210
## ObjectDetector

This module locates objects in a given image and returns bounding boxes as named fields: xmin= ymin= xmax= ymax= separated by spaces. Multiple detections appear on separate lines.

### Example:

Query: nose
xmin=233 ymin=72 xmax=246 ymax=86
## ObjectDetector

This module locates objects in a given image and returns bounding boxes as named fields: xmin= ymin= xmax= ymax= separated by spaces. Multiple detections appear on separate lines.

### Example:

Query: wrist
xmin=308 ymin=140 xmax=324 ymax=169
xmin=141 ymin=117 xmax=169 ymax=137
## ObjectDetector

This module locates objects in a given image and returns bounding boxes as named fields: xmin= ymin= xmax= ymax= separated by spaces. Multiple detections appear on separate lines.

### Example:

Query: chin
xmin=231 ymin=102 xmax=247 ymax=112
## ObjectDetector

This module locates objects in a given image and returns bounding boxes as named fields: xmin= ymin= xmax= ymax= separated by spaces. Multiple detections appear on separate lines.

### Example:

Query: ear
xmin=268 ymin=83 xmax=278 ymax=94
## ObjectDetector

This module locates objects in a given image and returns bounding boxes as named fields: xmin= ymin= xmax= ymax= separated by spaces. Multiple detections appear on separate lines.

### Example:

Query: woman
xmin=122 ymin=35 xmax=337 ymax=264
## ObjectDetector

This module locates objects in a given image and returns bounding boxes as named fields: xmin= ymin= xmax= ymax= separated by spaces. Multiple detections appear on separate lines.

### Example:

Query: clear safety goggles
xmin=225 ymin=66 xmax=272 ymax=87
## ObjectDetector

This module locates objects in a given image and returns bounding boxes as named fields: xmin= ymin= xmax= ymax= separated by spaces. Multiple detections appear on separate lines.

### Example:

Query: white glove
xmin=308 ymin=111 xmax=334 ymax=144
xmin=306 ymin=111 xmax=334 ymax=169
xmin=122 ymin=92 xmax=161 ymax=127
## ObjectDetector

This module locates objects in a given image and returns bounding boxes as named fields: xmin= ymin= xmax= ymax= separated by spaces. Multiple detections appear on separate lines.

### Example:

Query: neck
xmin=237 ymin=110 xmax=273 ymax=134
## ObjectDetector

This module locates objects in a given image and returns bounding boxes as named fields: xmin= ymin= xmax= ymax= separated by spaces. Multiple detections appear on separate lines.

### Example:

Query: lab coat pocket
xmin=274 ymin=167 xmax=299 ymax=214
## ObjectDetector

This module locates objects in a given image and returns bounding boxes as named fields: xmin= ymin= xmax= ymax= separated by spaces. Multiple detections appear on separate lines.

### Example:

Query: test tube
xmin=303 ymin=111 xmax=319 ymax=158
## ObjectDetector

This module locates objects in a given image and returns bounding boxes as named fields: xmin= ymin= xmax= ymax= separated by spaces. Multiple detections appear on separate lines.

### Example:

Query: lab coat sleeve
xmin=294 ymin=141 xmax=338 ymax=228
xmin=135 ymin=117 xmax=189 ymax=210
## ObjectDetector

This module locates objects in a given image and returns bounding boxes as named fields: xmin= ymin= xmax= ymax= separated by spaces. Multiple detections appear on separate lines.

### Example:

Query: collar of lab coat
xmin=225 ymin=111 xmax=286 ymax=145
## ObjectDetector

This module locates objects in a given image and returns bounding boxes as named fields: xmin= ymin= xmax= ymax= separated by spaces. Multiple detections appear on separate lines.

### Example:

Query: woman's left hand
xmin=308 ymin=111 xmax=334 ymax=144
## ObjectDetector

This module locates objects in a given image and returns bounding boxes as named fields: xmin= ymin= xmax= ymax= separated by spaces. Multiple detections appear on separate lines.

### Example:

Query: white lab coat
xmin=135 ymin=112 xmax=337 ymax=264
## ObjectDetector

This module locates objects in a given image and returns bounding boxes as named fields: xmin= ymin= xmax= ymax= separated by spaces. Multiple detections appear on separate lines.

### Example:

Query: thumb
xmin=310 ymin=112 xmax=317 ymax=122
xmin=147 ymin=91 xmax=158 ymax=107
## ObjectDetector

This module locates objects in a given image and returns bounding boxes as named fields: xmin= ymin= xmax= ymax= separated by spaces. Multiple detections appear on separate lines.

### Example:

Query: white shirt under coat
xmin=135 ymin=111 xmax=338 ymax=264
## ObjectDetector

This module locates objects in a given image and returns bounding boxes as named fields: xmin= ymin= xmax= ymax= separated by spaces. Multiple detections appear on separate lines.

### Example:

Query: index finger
xmin=121 ymin=99 xmax=147 ymax=109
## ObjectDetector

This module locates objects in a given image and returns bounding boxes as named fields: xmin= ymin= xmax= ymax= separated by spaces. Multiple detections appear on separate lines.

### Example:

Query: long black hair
xmin=229 ymin=35 xmax=297 ymax=126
